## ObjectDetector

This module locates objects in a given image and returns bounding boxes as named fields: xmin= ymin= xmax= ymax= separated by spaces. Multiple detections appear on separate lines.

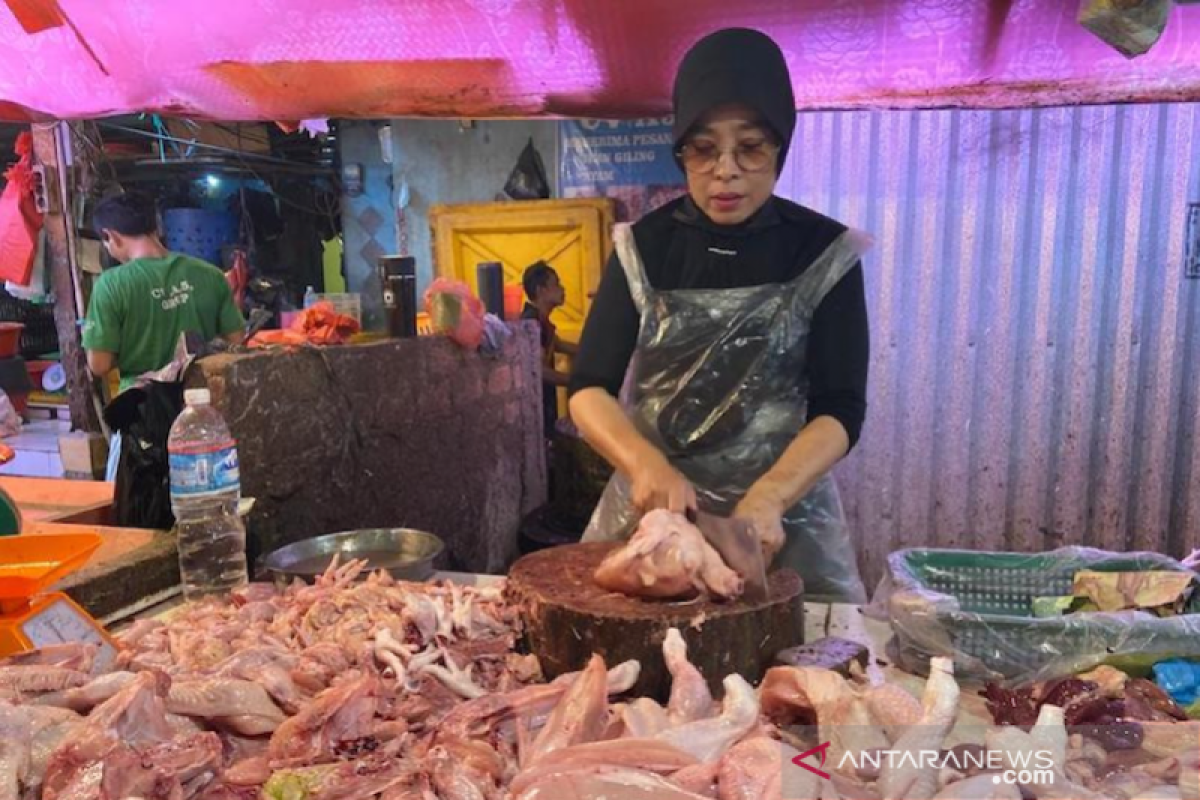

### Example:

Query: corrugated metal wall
xmin=777 ymin=104 xmax=1200 ymax=588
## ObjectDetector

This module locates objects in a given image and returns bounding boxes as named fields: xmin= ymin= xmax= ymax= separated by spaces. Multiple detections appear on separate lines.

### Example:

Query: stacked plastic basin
xmin=162 ymin=208 xmax=238 ymax=267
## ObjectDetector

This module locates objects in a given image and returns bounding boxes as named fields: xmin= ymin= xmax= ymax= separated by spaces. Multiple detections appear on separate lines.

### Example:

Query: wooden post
xmin=30 ymin=122 xmax=102 ymax=433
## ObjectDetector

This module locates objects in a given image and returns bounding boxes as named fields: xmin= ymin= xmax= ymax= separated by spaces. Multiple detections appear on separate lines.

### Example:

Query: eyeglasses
xmin=677 ymin=140 xmax=779 ymax=174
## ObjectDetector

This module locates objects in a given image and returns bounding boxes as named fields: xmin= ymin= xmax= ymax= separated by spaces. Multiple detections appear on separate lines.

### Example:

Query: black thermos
xmin=477 ymin=261 xmax=503 ymax=317
xmin=379 ymin=256 xmax=417 ymax=338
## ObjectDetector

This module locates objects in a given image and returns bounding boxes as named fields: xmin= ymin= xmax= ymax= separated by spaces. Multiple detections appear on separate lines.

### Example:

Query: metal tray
xmin=259 ymin=528 xmax=445 ymax=585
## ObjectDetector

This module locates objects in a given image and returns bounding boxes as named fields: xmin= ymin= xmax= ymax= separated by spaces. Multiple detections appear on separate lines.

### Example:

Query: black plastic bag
xmin=105 ymin=380 xmax=184 ymax=530
xmin=503 ymin=138 xmax=550 ymax=201
xmin=1078 ymin=0 xmax=1170 ymax=58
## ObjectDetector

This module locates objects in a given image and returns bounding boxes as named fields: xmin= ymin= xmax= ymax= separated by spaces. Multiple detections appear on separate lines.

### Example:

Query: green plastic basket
xmin=885 ymin=547 xmax=1200 ymax=680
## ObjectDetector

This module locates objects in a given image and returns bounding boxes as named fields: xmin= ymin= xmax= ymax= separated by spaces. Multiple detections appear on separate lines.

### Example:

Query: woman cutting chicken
xmin=569 ymin=28 xmax=871 ymax=603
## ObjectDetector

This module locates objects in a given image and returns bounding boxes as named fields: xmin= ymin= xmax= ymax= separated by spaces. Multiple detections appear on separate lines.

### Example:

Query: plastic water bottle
xmin=303 ymin=286 xmax=318 ymax=309
xmin=168 ymin=388 xmax=248 ymax=600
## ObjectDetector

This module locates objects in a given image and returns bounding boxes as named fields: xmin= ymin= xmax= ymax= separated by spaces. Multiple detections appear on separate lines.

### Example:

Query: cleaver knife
xmin=691 ymin=510 xmax=769 ymax=603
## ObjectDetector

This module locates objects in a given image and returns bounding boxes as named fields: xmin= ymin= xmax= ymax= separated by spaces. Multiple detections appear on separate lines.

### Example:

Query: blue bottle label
xmin=169 ymin=446 xmax=240 ymax=498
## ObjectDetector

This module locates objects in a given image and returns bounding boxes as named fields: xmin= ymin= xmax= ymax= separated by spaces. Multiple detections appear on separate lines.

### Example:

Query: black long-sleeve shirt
xmin=568 ymin=195 xmax=869 ymax=448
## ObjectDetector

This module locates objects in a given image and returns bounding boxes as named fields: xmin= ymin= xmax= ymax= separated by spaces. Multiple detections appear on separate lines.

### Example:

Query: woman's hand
xmin=570 ymin=388 xmax=697 ymax=516
xmin=733 ymin=490 xmax=786 ymax=564
xmin=629 ymin=449 xmax=697 ymax=515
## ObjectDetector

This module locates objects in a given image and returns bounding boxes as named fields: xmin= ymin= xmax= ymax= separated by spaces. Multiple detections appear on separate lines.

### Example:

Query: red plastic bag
xmin=225 ymin=248 xmax=250 ymax=312
xmin=424 ymin=278 xmax=484 ymax=350
xmin=247 ymin=301 xmax=360 ymax=348
xmin=0 ymin=132 xmax=43 ymax=286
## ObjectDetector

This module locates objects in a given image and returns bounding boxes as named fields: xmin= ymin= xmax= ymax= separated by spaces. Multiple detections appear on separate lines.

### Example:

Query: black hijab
xmin=671 ymin=28 xmax=796 ymax=174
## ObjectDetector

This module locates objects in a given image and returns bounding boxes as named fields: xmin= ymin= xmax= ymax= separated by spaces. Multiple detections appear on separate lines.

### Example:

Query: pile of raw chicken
xmin=0 ymin=557 xmax=1196 ymax=799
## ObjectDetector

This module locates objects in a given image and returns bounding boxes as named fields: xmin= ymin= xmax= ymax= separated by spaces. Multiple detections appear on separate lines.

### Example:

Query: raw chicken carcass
xmin=594 ymin=510 xmax=744 ymax=600
xmin=262 ymin=753 xmax=419 ymax=800
xmin=0 ymin=666 xmax=87 ymax=698
xmin=664 ymin=628 xmax=715 ymax=725
xmin=622 ymin=698 xmax=672 ymax=737
xmin=167 ymin=678 xmax=287 ymax=735
xmin=672 ymin=762 xmax=721 ymax=797
xmin=515 ymin=765 xmax=717 ymax=800
xmin=825 ymin=692 xmax=891 ymax=777
xmin=758 ymin=663 xmax=889 ymax=778
xmin=268 ymin=675 xmax=379 ymax=766
xmin=932 ymin=775 xmax=1021 ymax=800
xmin=716 ymin=737 xmax=782 ymax=800
xmin=212 ymin=647 xmax=305 ymax=713
xmin=42 ymin=671 xmax=175 ymax=799
xmin=526 ymin=654 xmax=611 ymax=765
xmin=98 ymin=732 xmax=222 ymax=799
xmin=0 ymin=644 xmax=96 ymax=673
xmin=0 ymin=703 xmax=32 ymax=800
xmin=22 ymin=707 xmax=82 ymax=796
xmin=511 ymin=739 xmax=698 ymax=796
xmin=782 ymin=739 xmax=834 ymax=800
xmin=437 ymin=659 xmax=640 ymax=744
xmin=986 ymin=704 xmax=1109 ymax=800
xmin=33 ymin=671 xmax=138 ymax=714
xmin=877 ymin=657 xmax=959 ymax=800
xmin=862 ymin=682 xmax=922 ymax=744
xmin=428 ymin=742 xmax=503 ymax=800
xmin=655 ymin=674 xmax=760 ymax=764
xmin=760 ymin=665 xmax=851 ymax=726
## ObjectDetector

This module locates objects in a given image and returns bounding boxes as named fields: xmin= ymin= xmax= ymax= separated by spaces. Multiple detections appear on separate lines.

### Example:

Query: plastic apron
xmin=582 ymin=223 xmax=869 ymax=604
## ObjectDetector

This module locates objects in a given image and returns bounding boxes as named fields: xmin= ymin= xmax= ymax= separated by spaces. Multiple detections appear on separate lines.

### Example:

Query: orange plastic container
xmin=0 ymin=533 xmax=102 ymax=601
xmin=0 ymin=323 xmax=23 ymax=359
xmin=504 ymin=285 xmax=525 ymax=321
xmin=25 ymin=360 xmax=53 ymax=391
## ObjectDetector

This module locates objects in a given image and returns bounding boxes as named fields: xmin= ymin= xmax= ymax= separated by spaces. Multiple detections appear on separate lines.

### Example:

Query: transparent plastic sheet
xmin=865 ymin=546 xmax=1200 ymax=684
xmin=583 ymin=225 xmax=872 ymax=604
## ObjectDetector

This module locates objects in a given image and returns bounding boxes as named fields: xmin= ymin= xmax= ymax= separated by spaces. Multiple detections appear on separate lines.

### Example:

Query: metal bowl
xmin=259 ymin=528 xmax=445 ymax=585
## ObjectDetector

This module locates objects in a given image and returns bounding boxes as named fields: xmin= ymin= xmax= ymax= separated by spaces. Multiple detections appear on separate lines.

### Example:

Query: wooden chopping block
xmin=506 ymin=542 xmax=804 ymax=701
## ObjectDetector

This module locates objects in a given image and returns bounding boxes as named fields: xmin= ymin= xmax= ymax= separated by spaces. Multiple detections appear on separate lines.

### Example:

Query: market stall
xmin=0 ymin=514 xmax=1194 ymax=798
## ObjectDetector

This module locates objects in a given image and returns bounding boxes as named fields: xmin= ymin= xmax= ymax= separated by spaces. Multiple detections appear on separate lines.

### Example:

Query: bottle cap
xmin=184 ymin=388 xmax=211 ymax=406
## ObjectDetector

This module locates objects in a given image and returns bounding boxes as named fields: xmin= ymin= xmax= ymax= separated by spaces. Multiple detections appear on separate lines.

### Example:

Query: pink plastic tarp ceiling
xmin=2 ymin=0 xmax=1200 ymax=122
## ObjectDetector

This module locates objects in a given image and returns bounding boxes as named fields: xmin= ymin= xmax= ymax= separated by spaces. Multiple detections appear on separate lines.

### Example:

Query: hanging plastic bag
xmin=0 ymin=132 xmax=44 ymax=286
xmin=1079 ymin=0 xmax=1171 ymax=58
xmin=424 ymin=278 xmax=484 ymax=350
xmin=503 ymin=138 xmax=550 ymax=201
xmin=225 ymin=248 xmax=250 ymax=312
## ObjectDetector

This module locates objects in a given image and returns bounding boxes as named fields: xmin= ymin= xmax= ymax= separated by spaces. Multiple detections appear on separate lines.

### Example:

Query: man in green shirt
xmin=83 ymin=192 xmax=245 ymax=394
xmin=84 ymin=192 xmax=245 ymax=481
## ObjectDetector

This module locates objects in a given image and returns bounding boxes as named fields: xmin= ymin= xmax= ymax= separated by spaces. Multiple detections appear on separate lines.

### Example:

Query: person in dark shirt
xmin=521 ymin=261 xmax=578 ymax=437
xmin=567 ymin=28 xmax=870 ymax=602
